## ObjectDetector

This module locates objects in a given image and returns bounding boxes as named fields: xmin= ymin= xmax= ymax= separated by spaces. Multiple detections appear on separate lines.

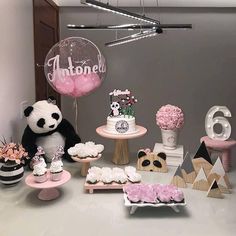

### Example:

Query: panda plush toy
xmin=22 ymin=98 xmax=81 ymax=165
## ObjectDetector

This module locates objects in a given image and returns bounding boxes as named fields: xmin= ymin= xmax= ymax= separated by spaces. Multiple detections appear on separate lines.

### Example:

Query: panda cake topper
xmin=21 ymin=98 xmax=81 ymax=166
xmin=109 ymin=89 xmax=137 ymax=117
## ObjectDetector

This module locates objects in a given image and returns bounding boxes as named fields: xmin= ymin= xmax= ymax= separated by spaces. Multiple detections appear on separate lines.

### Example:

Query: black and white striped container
xmin=0 ymin=162 xmax=24 ymax=185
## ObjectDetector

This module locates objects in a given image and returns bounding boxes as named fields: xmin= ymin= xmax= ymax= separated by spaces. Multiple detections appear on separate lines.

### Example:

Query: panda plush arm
xmin=57 ymin=118 xmax=81 ymax=161
xmin=21 ymin=126 xmax=38 ymax=163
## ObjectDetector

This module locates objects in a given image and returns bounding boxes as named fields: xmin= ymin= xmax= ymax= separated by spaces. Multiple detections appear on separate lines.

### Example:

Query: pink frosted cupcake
xmin=171 ymin=189 xmax=184 ymax=203
xmin=157 ymin=192 xmax=172 ymax=203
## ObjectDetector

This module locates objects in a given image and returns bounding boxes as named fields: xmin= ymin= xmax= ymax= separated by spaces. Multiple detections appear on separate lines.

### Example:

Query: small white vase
xmin=161 ymin=129 xmax=179 ymax=150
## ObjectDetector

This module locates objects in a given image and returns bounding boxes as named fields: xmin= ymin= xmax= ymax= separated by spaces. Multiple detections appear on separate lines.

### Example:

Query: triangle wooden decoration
xmin=192 ymin=167 xmax=209 ymax=191
xmin=224 ymin=175 xmax=231 ymax=189
xmin=207 ymin=179 xmax=223 ymax=198
xmin=192 ymin=142 xmax=213 ymax=176
xmin=192 ymin=158 xmax=212 ymax=176
xmin=181 ymin=152 xmax=195 ymax=173
xmin=171 ymin=176 xmax=187 ymax=188
xmin=207 ymin=157 xmax=225 ymax=184
xmin=174 ymin=165 xmax=184 ymax=178
xmin=193 ymin=141 xmax=212 ymax=164
xmin=217 ymin=176 xmax=231 ymax=194
xmin=207 ymin=157 xmax=231 ymax=188
xmin=170 ymin=165 xmax=187 ymax=188
xmin=181 ymin=152 xmax=196 ymax=183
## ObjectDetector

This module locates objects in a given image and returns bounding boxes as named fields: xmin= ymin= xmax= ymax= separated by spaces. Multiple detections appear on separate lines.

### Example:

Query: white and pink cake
xmin=105 ymin=89 xmax=138 ymax=135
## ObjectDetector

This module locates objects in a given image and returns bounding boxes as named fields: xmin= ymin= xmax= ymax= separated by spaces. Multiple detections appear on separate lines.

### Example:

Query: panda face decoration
xmin=110 ymin=101 xmax=120 ymax=117
xmin=24 ymin=100 xmax=62 ymax=134
xmin=137 ymin=150 xmax=167 ymax=173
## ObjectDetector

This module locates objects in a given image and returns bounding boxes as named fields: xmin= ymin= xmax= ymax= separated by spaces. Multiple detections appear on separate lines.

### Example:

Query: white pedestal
xmin=153 ymin=143 xmax=184 ymax=166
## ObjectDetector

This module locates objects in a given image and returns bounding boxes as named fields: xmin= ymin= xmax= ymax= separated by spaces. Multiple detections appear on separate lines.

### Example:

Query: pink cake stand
xmin=96 ymin=125 xmax=147 ymax=165
xmin=25 ymin=170 xmax=71 ymax=201
xmin=71 ymin=154 xmax=102 ymax=177
xmin=200 ymin=136 xmax=236 ymax=172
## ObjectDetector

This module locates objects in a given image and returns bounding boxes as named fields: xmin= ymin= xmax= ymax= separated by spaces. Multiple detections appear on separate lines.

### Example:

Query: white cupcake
xmin=88 ymin=166 xmax=102 ymax=176
xmin=86 ymin=172 xmax=99 ymax=184
xmin=50 ymin=159 xmax=63 ymax=181
xmin=33 ymin=158 xmax=47 ymax=183
xmin=100 ymin=172 xmax=113 ymax=184
xmin=113 ymin=172 xmax=127 ymax=184
xmin=128 ymin=172 xmax=142 ymax=183
xmin=125 ymin=166 xmax=136 ymax=176
xmin=50 ymin=158 xmax=63 ymax=181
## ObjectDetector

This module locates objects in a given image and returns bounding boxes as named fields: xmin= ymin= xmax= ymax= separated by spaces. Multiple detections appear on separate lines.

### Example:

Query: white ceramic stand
xmin=71 ymin=155 xmax=102 ymax=177
xmin=96 ymin=125 xmax=147 ymax=165
xmin=124 ymin=194 xmax=186 ymax=215
xmin=153 ymin=143 xmax=184 ymax=166
xmin=25 ymin=170 xmax=71 ymax=201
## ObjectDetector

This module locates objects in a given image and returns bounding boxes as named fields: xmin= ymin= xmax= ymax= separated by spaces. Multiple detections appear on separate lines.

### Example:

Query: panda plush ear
xmin=137 ymin=150 xmax=147 ymax=158
xmin=157 ymin=152 xmax=167 ymax=160
xmin=24 ymin=106 xmax=33 ymax=117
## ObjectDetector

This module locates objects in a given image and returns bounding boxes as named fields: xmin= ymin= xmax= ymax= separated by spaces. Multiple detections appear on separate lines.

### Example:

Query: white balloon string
xmin=74 ymin=98 xmax=79 ymax=134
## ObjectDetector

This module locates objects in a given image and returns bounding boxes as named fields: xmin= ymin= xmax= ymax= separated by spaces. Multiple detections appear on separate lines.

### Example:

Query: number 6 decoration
xmin=205 ymin=106 xmax=232 ymax=141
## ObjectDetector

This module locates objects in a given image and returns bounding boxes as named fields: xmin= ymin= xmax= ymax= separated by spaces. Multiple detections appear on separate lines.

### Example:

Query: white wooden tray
xmin=84 ymin=181 xmax=140 ymax=194
xmin=124 ymin=193 xmax=186 ymax=214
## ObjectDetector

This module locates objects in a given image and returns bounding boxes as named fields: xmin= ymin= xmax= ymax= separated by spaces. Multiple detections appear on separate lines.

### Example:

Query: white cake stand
xmin=71 ymin=154 xmax=102 ymax=177
xmin=96 ymin=125 xmax=147 ymax=165
xmin=25 ymin=170 xmax=71 ymax=201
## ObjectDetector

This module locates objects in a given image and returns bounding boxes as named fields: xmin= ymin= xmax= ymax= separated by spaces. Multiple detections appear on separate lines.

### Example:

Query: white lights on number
xmin=205 ymin=106 xmax=232 ymax=141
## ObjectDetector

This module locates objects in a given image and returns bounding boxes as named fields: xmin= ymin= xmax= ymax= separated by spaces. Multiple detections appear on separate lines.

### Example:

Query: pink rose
xmin=156 ymin=104 xmax=184 ymax=130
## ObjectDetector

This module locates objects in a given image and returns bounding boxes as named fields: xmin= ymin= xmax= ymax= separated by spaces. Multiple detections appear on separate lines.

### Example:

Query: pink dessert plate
xmin=25 ymin=170 xmax=71 ymax=201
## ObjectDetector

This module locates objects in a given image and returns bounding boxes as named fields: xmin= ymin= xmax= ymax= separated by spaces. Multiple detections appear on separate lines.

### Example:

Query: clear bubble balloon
xmin=44 ymin=37 xmax=106 ymax=98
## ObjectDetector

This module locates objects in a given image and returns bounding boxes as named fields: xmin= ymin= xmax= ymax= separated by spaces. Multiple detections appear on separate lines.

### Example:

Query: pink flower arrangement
xmin=0 ymin=140 xmax=29 ymax=165
xmin=156 ymin=104 xmax=184 ymax=130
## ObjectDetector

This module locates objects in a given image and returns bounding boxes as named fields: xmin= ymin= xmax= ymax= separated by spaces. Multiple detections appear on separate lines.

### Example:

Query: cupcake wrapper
xmin=50 ymin=171 xmax=63 ymax=181
xmin=34 ymin=174 xmax=47 ymax=183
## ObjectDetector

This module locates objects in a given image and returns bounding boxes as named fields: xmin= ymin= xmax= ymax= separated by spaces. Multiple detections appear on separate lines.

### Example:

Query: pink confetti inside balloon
xmin=53 ymin=70 xmax=75 ymax=95
xmin=44 ymin=37 xmax=106 ymax=98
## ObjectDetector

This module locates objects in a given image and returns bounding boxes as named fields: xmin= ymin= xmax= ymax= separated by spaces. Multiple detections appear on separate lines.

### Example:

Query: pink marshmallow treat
xmin=156 ymin=104 xmax=184 ymax=130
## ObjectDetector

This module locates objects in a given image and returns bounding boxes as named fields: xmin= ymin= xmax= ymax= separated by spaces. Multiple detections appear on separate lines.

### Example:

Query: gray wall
xmin=59 ymin=7 xmax=236 ymax=158
xmin=0 ymin=0 xmax=35 ymax=142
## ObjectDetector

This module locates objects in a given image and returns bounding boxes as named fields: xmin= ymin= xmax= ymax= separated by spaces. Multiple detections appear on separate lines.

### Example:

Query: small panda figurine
xmin=21 ymin=98 xmax=81 ymax=165
xmin=109 ymin=101 xmax=121 ymax=117
xmin=137 ymin=149 xmax=167 ymax=173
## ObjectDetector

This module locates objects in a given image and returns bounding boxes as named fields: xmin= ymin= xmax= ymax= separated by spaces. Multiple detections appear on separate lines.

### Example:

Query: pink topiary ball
xmin=156 ymin=104 xmax=184 ymax=130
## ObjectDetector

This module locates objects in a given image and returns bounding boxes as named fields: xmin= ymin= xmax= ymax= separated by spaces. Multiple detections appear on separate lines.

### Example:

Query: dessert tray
xmin=84 ymin=180 xmax=140 ymax=194
xmin=25 ymin=170 xmax=71 ymax=201
xmin=124 ymin=193 xmax=186 ymax=214
xmin=71 ymin=154 xmax=102 ymax=177
xmin=84 ymin=166 xmax=142 ymax=193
